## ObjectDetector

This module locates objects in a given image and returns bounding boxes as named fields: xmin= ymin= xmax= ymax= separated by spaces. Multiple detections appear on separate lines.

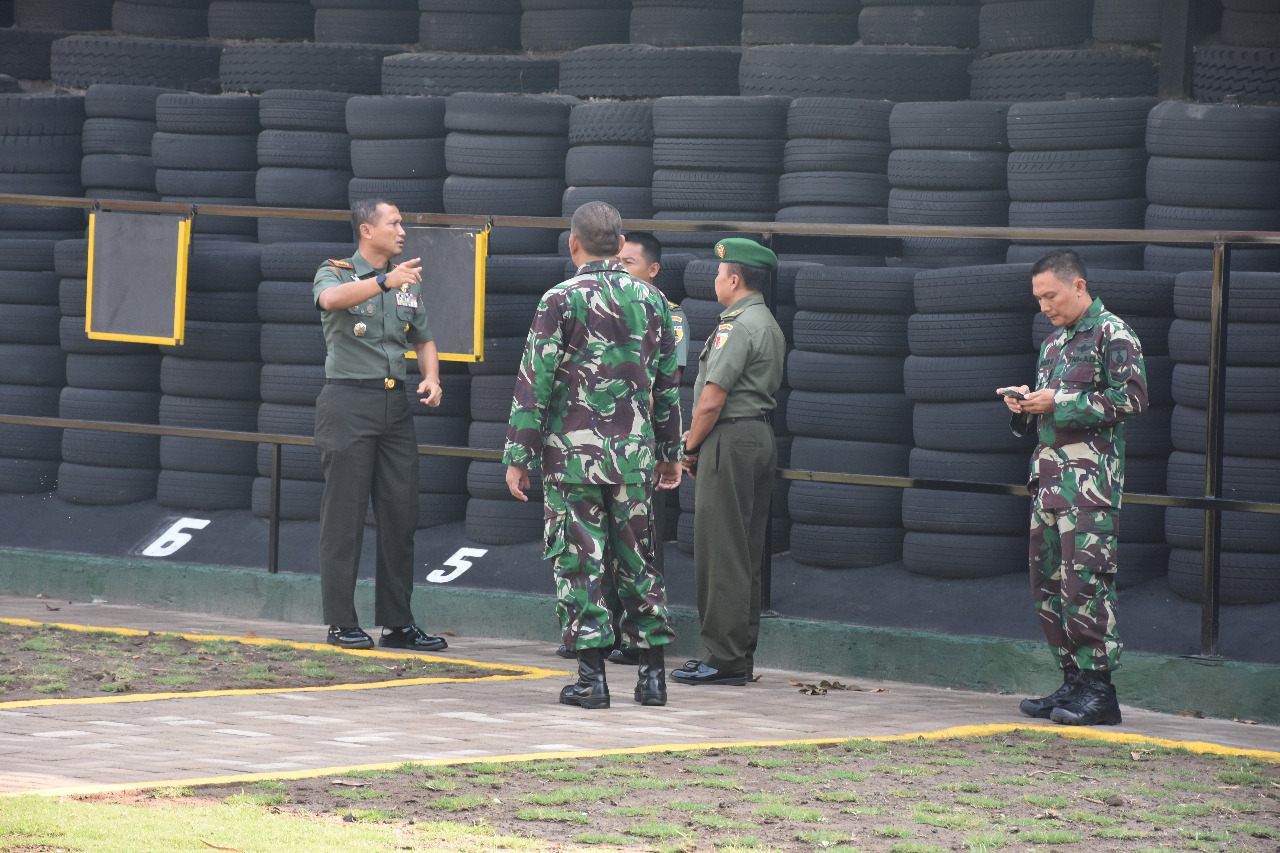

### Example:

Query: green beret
xmin=714 ymin=237 xmax=778 ymax=271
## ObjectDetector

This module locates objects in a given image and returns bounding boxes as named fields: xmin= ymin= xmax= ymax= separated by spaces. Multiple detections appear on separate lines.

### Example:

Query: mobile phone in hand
xmin=998 ymin=387 xmax=1027 ymax=400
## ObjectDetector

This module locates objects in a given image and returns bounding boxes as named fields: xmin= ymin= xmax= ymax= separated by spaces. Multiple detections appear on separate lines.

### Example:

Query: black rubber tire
xmin=59 ymin=387 xmax=160 ymax=425
xmin=1145 ymin=101 xmax=1280 ymax=160
xmin=786 ymin=350 xmax=904 ymax=394
xmin=78 ymin=154 xmax=154 ymax=192
xmin=207 ymin=0 xmax=313 ymax=40
xmin=111 ymin=1 xmax=208 ymax=38
xmin=889 ymin=101 xmax=1010 ymax=151
xmin=783 ymin=138 xmax=891 ymax=174
xmin=913 ymin=400 xmax=1037 ymax=452
xmin=348 ymin=177 xmax=445 ymax=214
xmin=1166 ymin=450 xmax=1280 ymax=503
xmin=59 ymin=316 xmax=151 ymax=356
xmin=790 ymin=523 xmax=905 ymax=569
xmin=0 ymin=344 xmax=65 ymax=386
xmin=258 ymin=363 xmax=325 ymax=406
xmin=1006 ymin=148 xmax=1148 ymax=202
xmin=788 ymin=480 xmax=902 ymax=528
xmin=778 ymin=171 xmax=890 ymax=206
xmin=258 ymin=131 xmax=351 ymax=171
xmin=466 ymin=374 xmax=516 ymax=423
xmin=345 ymin=95 xmax=446 ymax=139
xmin=443 ymin=92 xmax=577 ymax=136
xmin=521 ymin=8 xmax=629 ymax=50
xmin=1174 ymin=270 xmax=1280 ymax=323
xmin=792 ymin=311 xmax=909 ymax=355
xmin=0 ymin=94 xmax=85 ymax=136
xmin=160 ymin=433 xmax=258 ymax=477
xmin=485 ymin=255 xmax=571 ymax=296
xmin=0 ymin=383 xmax=60 ymax=419
xmin=383 ymin=52 xmax=554 ymax=96
xmin=259 ymin=242 xmax=351 ymax=282
xmin=254 ymin=442 xmax=323 ymax=482
xmin=0 ymin=174 xmax=85 ymax=231
xmin=1168 ymin=319 xmax=1280 ymax=367
xmin=2 ymin=239 xmax=58 ymax=273
xmin=349 ymin=138 xmax=445 ymax=179
xmin=220 ymin=44 xmax=398 ymax=96
xmin=0 ymin=270 xmax=58 ymax=306
xmin=887 ymin=149 xmax=1008 ymax=190
xmin=152 ymin=133 xmax=257 ymax=171
xmin=1091 ymin=0 xmax=1162 ymax=44
xmin=913 ymin=264 xmax=1035 ymax=314
xmin=1031 ymin=311 xmax=1170 ymax=356
xmin=1083 ymin=269 xmax=1176 ymax=316
xmin=681 ymin=260 xmax=718 ymax=301
xmin=256 ymin=167 xmax=352 ymax=209
xmin=568 ymin=102 xmax=654 ymax=146
xmin=652 ymin=137 xmax=781 ymax=173
xmin=1167 ymin=547 xmax=1280 ymax=606
xmin=1146 ymin=156 xmax=1280 ymax=209
xmin=65 ymin=353 xmax=161 ymax=392
xmin=259 ymin=322 xmax=326 ymax=366
xmin=888 ymin=189 xmax=1009 ymax=226
xmin=789 ymin=436 xmax=911 ymax=476
xmin=901 ymin=487 xmax=1028 ymax=535
xmin=787 ymin=97 xmax=894 ymax=142
xmin=1006 ymin=242 xmax=1144 ymax=270
xmin=469 ymin=337 xmax=526 ymax=376
xmin=561 ymin=186 xmax=654 ymax=219
xmin=257 ymin=281 xmax=319 ymax=324
xmin=742 ymin=11 xmax=860 ymax=46
xmin=1170 ymin=404 xmax=1280 ymax=459
xmin=153 ymin=169 xmax=254 ymax=198
xmin=160 ymin=321 xmax=261 ymax=362
xmin=84 ymin=83 xmax=184 ymax=121
xmin=465 ymin=496 xmax=543 ymax=545
xmin=160 ymin=357 xmax=260 ymax=401
xmin=257 ymin=402 xmax=316 ymax=438
xmin=0 ymin=456 xmax=59 ymax=493
xmin=51 ymin=36 xmax=220 ymax=92
xmin=1145 ymin=204 xmax=1280 ymax=234
xmin=0 ymin=29 xmax=73 ymax=81
xmin=968 ymin=49 xmax=1158 ymax=101
xmin=629 ymin=6 xmax=742 ymax=48
xmin=786 ymin=390 xmax=913 ymax=441
xmin=652 ymin=170 xmax=778 ymax=213
xmin=1144 ymin=245 xmax=1280 ymax=275
xmin=251 ymin=475 xmax=322 ymax=520
xmin=1166 ymin=506 xmax=1280 ymax=552
xmin=903 ymin=353 xmax=1036 ymax=402
xmin=1171 ymin=364 xmax=1280 ymax=412
xmin=154 ymin=469 xmax=252 ymax=509
xmin=0 ymin=134 xmax=83 ymax=174
xmin=187 ymin=242 xmax=262 ymax=293
xmin=314 ymin=7 xmax=418 ymax=44
xmin=482 ymin=292 xmax=540 ymax=338
xmin=903 ymin=530 xmax=1025 ymax=578
xmin=978 ymin=0 xmax=1091 ymax=52
xmin=1006 ymin=96 xmax=1156 ymax=152
xmin=417 ymin=11 xmax=522 ymax=53
xmin=740 ymin=44 xmax=972 ymax=101
xmin=443 ymin=176 xmax=564 ymax=217
xmin=183 ymin=291 xmax=258 ymax=325
xmin=57 ymin=462 xmax=157 ymax=505
xmin=1222 ymin=8 xmax=1280 ymax=46
xmin=858 ymin=4 xmax=978 ymax=47
xmin=0 ymin=305 xmax=60 ymax=345
xmin=908 ymin=312 xmax=1034 ymax=357
xmin=156 ymin=93 xmax=259 ymax=135
xmin=892 ymin=237 xmax=1010 ymax=270
xmin=1010 ymin=198 xmax=1147 ymax=230
xmin=558 ymin=44 xmax=742 ymax=99
xmin=444 ymin=133 xmax=568 ymax=179
xmin=0 ymin=420 xmax=61 ymax=461
xmin=651 ymin=95 xmax=790 ymax=140
xmin=1192 ymin=45 xmax=1280 ymax=107
xmin=909 ymin=446 xmax=1029 ymax=485
xmin=467 ymin=460 xmax=542 ymax=501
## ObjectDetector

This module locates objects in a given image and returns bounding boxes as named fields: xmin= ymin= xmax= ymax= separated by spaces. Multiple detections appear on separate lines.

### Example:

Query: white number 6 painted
xmin=427 ymin=548 xmax=488 ymax=584
xmin=142 ymin=517 xmax=211 ymax=557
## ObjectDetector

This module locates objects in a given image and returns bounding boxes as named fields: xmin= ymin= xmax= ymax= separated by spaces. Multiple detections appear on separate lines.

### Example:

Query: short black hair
xmin=351 ymin=197 xmax=391 ymax=240
xmin=1031 ymin=248 xmax=1087 ymax=285
xmin=725 ymin=261 xmax=770 ymax=294
xmin=623 ymin=231 xmax=662 ymax=266
xmin=571 ymin=201 xmax=623 ymax=257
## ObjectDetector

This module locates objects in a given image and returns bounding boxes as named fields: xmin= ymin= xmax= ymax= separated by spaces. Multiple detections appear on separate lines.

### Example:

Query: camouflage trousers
xmin=543 ymin=480 xmax=675 ymax=652
xmin=1029 ymin=500 xmax=1122 ymax=673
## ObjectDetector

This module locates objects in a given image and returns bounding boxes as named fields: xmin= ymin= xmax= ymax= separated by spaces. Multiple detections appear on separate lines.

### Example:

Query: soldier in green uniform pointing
xmin=312 ymin=198 xmax=448 ymax=653
xmin=672 ymin=238 xmax=785 ymax=687
xmin=505 ymin=202 xmax=683 ymax=710
xmin=1001 ymin=249 xmax=1147 ymax=726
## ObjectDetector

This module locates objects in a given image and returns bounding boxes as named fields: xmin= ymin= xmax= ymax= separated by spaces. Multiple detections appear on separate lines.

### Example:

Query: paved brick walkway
xmin=1 ymin=594 xmax=1275 ymax=795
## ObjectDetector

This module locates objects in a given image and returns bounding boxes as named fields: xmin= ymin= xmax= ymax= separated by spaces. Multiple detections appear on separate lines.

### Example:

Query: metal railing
xmin=2 ymin=192 xmax=1278 ymax=659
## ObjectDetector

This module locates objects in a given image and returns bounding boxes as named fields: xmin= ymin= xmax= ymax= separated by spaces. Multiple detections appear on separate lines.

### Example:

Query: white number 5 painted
xmin=142 ymin=517 xmax=211 ymax=557
xmin=428 ymin=548 xmax=488 ymax=583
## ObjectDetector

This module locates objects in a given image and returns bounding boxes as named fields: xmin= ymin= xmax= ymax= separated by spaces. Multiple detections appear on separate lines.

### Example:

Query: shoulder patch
xmin=326 ymin=258 xmax=354 ymax=269
xmin=668 ymin=299 xmax=679 ymax=310
xmin=724 ymin=309 xmax=743 ymax=318
xmin=717 ymin=323 xmax=734 ymax=331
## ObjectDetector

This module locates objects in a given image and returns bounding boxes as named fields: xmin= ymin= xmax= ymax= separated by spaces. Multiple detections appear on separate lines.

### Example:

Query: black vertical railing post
xmin=1200 ymin=241 xmax=1231 ymax=656
xmin=269 ymin=441 xmax=283 ymax=574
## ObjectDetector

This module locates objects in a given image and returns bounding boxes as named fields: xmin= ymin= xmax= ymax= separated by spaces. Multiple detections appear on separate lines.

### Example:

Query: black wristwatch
xmin=374 ymin=273 xmax=389 ymax=292
xmin=683 ymin=439 xmax=699 ymax=455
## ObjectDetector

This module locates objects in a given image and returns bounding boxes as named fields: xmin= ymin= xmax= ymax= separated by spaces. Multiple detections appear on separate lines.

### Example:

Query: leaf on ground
xmin=1233 ymin=717 xmax=1258 ymax=725
xmin=200 ymin=840 xmax=246 ymax=852
xmin=44 ymin=603 xmax=60 ymax=611
xmin=244 ymin=632 xmax=258 ymax=638
xmin=1176 ymin=710 xmax=1206 ymax=718
xmin=786 ymin=679 xmax=889 ymax=695
xmin=331 ymin=779 xmax=368 ymax=787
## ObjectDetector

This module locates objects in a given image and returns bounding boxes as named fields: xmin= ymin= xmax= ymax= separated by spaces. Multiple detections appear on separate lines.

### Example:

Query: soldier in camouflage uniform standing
xmin=1001 ymin=249 xmax=1147 ymax=726
xmin=505 ymin=202 xmax=682 ymax=710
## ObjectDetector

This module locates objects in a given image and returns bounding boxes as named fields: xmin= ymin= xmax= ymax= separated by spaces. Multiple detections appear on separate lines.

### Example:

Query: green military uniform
xmin=690 ymin=242 xmax=785 ymax=677
xmin=312 ymin=250 xmax=433 ymax=629
xmin=670 ymin=302 xmax=687 ymax=370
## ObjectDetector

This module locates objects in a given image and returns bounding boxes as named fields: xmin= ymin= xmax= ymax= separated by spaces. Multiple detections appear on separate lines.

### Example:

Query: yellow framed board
xmin=401 ymin=225 xmax=488 ymax=362
xmin=86 ymin=211 xmax=192 ymax=345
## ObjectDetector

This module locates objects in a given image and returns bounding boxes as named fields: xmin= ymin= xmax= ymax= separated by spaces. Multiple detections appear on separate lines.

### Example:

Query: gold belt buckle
xmin=383 ymin=378 xmax=395 ymax=390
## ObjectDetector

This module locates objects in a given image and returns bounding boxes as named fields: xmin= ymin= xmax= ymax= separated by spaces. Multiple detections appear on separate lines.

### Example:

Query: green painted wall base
xmin=2 ymin=547 xmax=1277 ymax=725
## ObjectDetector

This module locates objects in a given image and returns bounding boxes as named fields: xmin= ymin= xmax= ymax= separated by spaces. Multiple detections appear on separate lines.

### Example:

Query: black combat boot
xmin=559 ymin=647 xmax=610 ymax=709
xmin=634 ymin=646 xmax=666 ymax=706
xmin=1018 ymin=667 xmax=1081 ymax=719
xmin=1050 ymin=670 xmax=1122 ymax=726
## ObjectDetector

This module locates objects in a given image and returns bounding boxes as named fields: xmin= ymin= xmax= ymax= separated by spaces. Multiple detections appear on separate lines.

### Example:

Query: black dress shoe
xmin=1019 ymin=669 xmax=1081 ymax=719
xmin=380 ymin=625 xmax=448 ymax=652
xmin=555 ymin=644 xmax=576 ymax=659
xmin=669 ymin=661 xmax=747 ymax=686
xmin=328 ymin=626 xmax=374 ymax=650
xmin=607 ymin=646 xmax=642 ymax=666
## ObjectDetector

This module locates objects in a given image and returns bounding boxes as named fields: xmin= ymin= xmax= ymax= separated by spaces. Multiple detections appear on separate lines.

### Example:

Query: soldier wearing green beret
xmin=671 ymin=237 xmax=785 ymax=687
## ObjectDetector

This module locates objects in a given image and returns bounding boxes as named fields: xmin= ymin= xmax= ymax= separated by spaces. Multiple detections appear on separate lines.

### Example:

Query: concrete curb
xmin=3 ymin=547 xmax=1277 ymax=724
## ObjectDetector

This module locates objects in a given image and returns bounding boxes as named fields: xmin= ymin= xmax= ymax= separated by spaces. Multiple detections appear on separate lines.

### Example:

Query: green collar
xmin=721 ymin=291 xmax=765 ymax=319
xmin=1065 ymin=297 xmax=1105 ymax=335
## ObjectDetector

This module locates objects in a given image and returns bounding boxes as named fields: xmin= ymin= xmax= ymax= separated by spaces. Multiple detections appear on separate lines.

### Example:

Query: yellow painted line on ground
xmin=0 ymin=617 xmax=563 ymax=711
xmin=9 ymin=722 xmax=1276 ymax=798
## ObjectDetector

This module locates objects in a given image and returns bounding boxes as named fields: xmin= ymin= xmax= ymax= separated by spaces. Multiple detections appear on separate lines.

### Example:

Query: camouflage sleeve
xmin=1053 ymin=320 xmax=1148 ymax=430
xmin=503 ymin=291 xmax=566 ymax=470
xmin=652 ymin=298 xmax=682 ymax=464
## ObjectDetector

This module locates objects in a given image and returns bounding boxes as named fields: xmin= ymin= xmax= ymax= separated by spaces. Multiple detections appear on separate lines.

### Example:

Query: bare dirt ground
xmin=87 ymin=730 xmax=1280 ymax=853
xmin=0 ymin=620 xmax=514 ymax=701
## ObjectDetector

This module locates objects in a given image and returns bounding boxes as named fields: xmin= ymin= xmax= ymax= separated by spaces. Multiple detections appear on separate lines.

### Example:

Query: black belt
xmin=718 ymin=415 xmax=769 ymax=425
xmin=327 ymin=378 xmax=403 ymax=390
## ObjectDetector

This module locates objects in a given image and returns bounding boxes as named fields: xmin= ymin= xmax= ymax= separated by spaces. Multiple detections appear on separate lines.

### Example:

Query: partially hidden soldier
xmin=672 ymin=238 xmax=784 ymax=687
xmin=504 ymin=202 xmax=682 ymax=710
xmin=1000 ymin=249 xmax=1147 ymax=726
xmin=312 ymin=198 xmax=448 ymax=653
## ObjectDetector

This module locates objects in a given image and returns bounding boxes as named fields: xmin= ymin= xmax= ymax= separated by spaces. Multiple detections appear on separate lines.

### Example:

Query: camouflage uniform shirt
xmin=504 ymin=259 xmax=682 ymax=484
xmin=1013 ymin=297 xmax=1147 ymax=510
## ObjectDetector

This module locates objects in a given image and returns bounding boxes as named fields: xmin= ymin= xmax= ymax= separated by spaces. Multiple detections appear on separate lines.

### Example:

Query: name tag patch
xmin=395 ymin=291 xmax=418 ymax=308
